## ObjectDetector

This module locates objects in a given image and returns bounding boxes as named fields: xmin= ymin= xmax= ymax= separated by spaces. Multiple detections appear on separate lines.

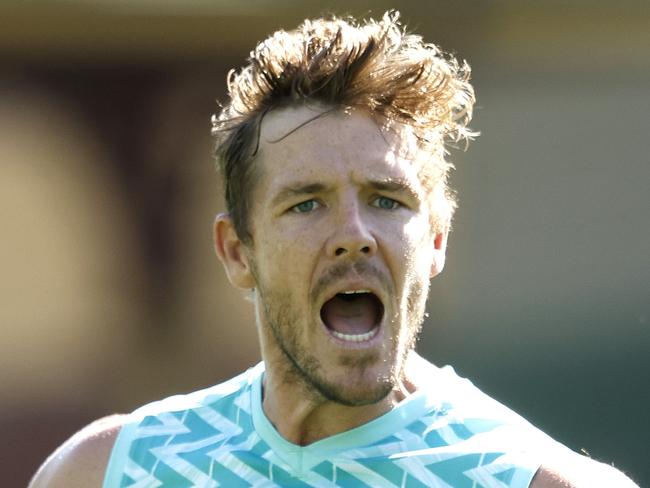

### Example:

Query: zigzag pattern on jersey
xmin=119 ymin=382 xmax=530 ymax=487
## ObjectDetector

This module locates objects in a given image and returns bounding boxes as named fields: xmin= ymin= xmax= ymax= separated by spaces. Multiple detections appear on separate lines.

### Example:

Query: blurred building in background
xmin=1 ymin=1 xmax=648 ymax=485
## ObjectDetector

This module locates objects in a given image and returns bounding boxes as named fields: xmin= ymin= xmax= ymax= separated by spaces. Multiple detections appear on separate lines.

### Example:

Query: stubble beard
xmin=252 ymin=259 xmax=430 ymax=408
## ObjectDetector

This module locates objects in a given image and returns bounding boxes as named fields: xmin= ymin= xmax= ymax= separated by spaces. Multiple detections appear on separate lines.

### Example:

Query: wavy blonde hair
xmin=212 ymin=10 xmax=476 ymax=242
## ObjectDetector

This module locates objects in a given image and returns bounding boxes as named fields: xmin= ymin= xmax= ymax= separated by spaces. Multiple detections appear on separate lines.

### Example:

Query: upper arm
xmin=29 ymin=414 xmax=126 ymax=488
xmin=530 ymin=452 xmax=639 ymax=488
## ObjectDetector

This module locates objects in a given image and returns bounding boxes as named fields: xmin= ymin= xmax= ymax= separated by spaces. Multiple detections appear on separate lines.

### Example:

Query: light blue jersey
xmin=104 ymin=361 xmax=567 ymax=487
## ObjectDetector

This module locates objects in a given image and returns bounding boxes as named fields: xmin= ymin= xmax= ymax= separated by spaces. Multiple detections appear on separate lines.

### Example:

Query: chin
xmin=316 ymin=376 xmax=394 ymax=407
xmin=310 ymin=356 xmax=397 ymax=407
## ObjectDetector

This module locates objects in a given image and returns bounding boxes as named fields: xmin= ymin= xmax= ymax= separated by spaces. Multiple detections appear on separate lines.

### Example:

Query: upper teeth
xmin=341 ymin=290 xmax=370 ymax=294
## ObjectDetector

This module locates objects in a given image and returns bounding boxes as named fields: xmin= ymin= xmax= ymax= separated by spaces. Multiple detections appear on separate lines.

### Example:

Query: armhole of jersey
xmin=493 ymin=451 xmax=543 ymax=487
xmin=513 ymin=459 xmax=542 ymax=488
xmin=102 ymin=416 xmax=139 ymax=488
xmin=510 ymin=462 xmax=541 ymax=488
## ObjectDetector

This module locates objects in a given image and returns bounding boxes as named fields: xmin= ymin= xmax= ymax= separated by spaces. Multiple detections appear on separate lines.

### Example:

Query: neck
xmin=261 ymin=352 xmax=421 ymax=446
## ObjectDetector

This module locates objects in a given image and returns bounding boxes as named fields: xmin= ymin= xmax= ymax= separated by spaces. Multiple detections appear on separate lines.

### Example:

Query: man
xmin=31 ymin=11 xmax=637 ymax=488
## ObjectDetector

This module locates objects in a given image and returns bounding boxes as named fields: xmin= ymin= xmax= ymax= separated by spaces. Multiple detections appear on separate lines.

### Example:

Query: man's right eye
xmin=291 ymin=200 xmax=320 ymax=213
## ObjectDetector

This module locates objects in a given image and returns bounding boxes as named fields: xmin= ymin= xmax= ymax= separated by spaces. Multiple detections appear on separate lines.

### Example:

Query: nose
xmin=326 ymin=203 xmax=377 ymax=258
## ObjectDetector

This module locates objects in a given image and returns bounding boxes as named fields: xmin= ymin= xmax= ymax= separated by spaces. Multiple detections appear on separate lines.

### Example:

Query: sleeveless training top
xmin=104 ymin=362 xmax=569 ymax=487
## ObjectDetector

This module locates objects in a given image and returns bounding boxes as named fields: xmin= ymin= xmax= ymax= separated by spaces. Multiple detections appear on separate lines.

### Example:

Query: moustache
xmin=310 ymin=260 xmax=391 ymax=302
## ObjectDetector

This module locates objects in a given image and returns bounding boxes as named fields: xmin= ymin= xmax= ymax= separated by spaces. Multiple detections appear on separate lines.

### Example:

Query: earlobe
xmin=213 ymin=213 xmax=256 ymax=289
xmin=430 ymin=227 xmax=449 ymax=278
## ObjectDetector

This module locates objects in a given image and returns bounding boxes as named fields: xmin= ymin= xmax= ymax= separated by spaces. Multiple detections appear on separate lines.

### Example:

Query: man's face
xmin=237 ymin=106 xmax=446 ymax=406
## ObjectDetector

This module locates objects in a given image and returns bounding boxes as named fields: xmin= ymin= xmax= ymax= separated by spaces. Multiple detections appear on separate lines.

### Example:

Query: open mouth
xmin=320 ymin=290 xmax=384 ymax=343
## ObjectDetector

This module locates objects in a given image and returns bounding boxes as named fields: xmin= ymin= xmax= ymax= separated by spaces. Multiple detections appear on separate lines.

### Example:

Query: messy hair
xmin=212 ymin=10 xmax=476 ymax=243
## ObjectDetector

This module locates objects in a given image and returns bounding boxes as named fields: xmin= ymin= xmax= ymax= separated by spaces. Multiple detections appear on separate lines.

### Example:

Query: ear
xmin=214 ymin=213 xmax=255 ymax=289
xmin=430 ymin=225 xmax=449 ymax=279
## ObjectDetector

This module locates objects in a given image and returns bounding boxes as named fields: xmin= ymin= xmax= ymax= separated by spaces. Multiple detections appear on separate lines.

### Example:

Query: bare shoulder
xmin=530 ymin=451 xmax=639 ymax=488
xmin=29 ymin=414 xmax=127 ymax=488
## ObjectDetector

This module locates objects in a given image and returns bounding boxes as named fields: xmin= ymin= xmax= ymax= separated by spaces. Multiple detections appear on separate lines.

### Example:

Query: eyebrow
xmin=270 ymin=178 xmax=422 ymax=207
xmin=270 ymin=183 xmax=328 ymax=207
xmin=367 ymin=178 xmax=422 ymax=202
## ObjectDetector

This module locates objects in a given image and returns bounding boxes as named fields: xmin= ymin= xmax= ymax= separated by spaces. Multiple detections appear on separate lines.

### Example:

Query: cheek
xmin=254 ymin=227 xmax=315 ymax=280
xmin=380 ymin=217 xmax=433 ymax=305
xmin=401 ymin=217 xmax=435 ymax=265
xmin=400 ymin=222 xmax=434 ymax=320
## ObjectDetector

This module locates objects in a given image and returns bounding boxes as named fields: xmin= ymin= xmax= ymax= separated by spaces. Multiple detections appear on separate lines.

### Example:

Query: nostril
xmin=335 ymin=246 xmax=370 ymax=256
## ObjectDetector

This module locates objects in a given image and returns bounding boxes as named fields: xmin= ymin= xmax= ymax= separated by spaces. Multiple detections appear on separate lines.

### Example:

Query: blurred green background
xmin=1 ymin=1 xmax=648 ymax=486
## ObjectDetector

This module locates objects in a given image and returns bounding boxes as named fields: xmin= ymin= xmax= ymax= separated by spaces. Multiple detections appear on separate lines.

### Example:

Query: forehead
xmin=255 ymin=105 xmax=424 ymax=184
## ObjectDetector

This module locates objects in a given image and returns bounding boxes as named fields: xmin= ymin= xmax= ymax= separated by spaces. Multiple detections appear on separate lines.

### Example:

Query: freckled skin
xmin=217 ymin=105 xmax=449 ymax=443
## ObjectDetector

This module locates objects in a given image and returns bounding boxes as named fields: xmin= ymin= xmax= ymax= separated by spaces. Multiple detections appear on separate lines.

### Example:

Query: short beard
xmin=259 ymin=284 xmax=393 ymax=407
xmin=251 ymin=258 xmax=429 ymax=407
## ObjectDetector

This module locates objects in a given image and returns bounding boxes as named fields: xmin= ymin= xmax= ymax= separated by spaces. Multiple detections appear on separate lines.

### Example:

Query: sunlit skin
xmin=214 ymin=105 xmax=448 ymax=445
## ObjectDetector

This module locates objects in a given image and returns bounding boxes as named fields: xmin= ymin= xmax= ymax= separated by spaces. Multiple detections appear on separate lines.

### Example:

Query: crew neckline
xmin=249 ymin=363 xmax=442 ymax=474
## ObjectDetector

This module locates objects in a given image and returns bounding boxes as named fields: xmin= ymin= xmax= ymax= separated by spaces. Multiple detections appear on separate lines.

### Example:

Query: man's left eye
xmin=371 ymin=196 xmax=400 ymax=210
xmin=291 ymin=199 xmax=320 ymax=213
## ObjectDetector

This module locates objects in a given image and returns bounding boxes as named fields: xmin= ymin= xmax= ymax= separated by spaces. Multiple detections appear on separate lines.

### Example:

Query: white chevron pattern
xmin=106 ymin=363 xmax=561 ymax=488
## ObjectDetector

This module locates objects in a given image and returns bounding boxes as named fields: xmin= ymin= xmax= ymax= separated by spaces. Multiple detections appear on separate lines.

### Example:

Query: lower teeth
xmin=331 ymin=328 xmax=378 ymax=342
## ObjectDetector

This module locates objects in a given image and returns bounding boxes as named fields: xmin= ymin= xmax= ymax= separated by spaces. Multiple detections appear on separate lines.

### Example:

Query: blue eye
xmin=292 ymin=200 xmax=319 ymax=213
xmin=373 ymin=196 xmax=400 ymax=210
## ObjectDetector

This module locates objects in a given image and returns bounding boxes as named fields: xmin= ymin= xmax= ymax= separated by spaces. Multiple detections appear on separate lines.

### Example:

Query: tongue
xmin=321 ymin=294 xmax=379 ymax=335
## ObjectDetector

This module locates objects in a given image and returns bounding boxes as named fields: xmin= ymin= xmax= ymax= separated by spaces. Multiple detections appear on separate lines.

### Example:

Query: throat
xmin=263 ymin=383 xmax=395 ymax=446
xmin=261 ymin=365 xmax=401 ymax=446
